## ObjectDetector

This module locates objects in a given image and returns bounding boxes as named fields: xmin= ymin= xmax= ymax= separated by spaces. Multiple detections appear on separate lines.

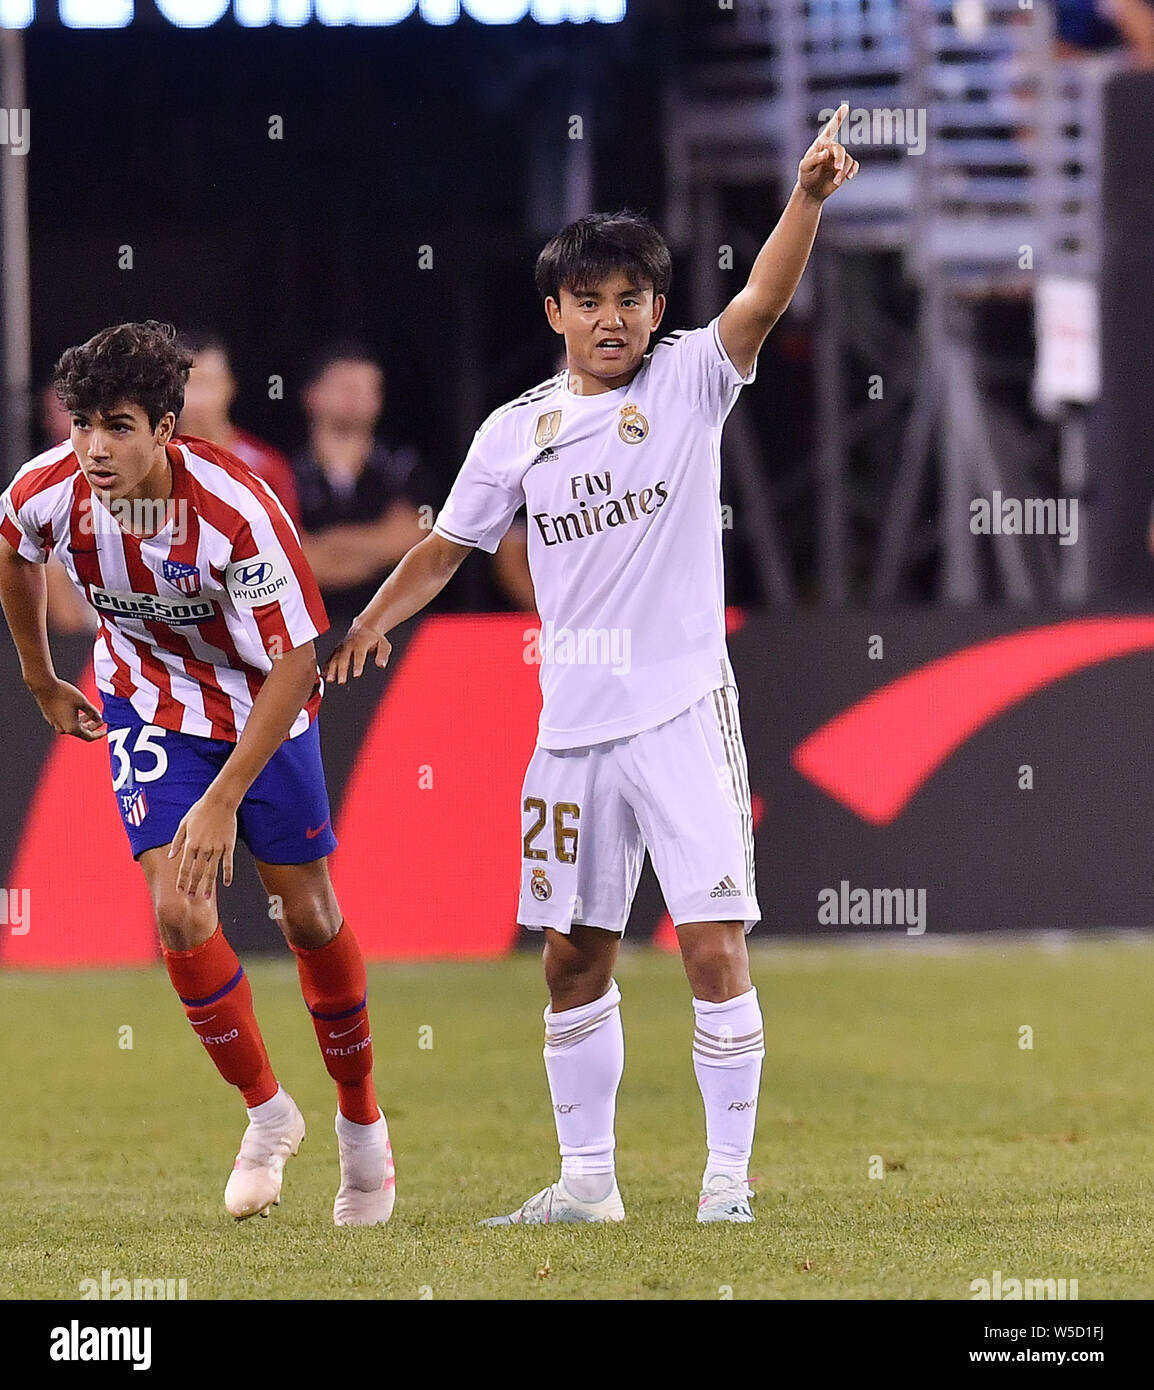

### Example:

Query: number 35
xmin=108 ymin=725 xmax=169 ymax=791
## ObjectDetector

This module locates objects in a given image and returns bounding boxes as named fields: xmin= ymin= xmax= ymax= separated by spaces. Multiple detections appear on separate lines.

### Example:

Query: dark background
xmin=23 ymin=10 xmax=669 ymax=473
xmin=17 ymin=4 xmax=804 ymax=605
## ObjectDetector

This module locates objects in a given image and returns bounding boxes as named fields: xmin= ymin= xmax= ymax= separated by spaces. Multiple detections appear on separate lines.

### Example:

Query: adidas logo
xmin=532 ymin=447 xmax=559 ymax=466
xmin=709 ymin=875 xmax=742 ymax=899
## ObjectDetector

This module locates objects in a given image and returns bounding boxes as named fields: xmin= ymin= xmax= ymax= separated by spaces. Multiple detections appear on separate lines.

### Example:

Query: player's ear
xmin=544 ymin=296 xmax=565 ymax=336
xmin=156 ymin=412 xmax=176 ymax=446
xmin=650 ymin=293 xmax=667 ymax=333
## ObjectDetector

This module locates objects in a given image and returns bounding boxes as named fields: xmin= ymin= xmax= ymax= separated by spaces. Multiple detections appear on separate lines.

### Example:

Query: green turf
xmin=1 ymin=938 xmax=1151 ymax=1300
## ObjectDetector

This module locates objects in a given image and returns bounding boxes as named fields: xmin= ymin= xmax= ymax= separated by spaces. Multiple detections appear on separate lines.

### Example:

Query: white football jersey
xmin=434 ymin=315 xmax=755 ymax=749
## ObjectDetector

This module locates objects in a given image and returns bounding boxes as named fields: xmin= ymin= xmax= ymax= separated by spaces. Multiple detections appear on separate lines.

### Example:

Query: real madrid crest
xmin=535 ymin=411 xmax=562 ymax=447
xmin=531 ymin=867 xmax=553 ymax=902
xmin=618 ymin=403 xmax=649 ymax=444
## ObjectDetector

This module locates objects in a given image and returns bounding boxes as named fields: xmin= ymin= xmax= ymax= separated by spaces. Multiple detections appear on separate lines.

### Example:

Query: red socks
xmin=162 ymin=926 xmax=278 ymax=1108
xmin=292 ymin=922 xmax=378 ymax=1125
xmin=163 ymin=921 xmax=377 ymax=1125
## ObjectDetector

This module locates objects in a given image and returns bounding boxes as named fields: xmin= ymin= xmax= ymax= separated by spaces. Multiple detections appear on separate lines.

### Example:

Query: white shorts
xmin=517 ymin=686 xmax=760 ymax=935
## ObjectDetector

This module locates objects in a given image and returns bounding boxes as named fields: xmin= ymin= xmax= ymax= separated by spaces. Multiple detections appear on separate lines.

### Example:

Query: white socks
xmin=246 ymin=1085 xmax=293 ymax=1127
xmin=692 ymin=987 xmax=765 ymax=1182
xmin=543 ymin=981 xmax=624 ymax=1203
xmin=335 ymin=1108 xmax=388 ymax=1190
xmin=540 ymin=981 xmax=763 ymax=1200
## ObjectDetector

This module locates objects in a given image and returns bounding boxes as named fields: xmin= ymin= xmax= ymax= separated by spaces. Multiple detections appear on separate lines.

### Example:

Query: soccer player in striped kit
xmin=329 ymin=111 xmax=858 ymax=1223
xmin=0 ymin=321 xmax=394 ymax=1226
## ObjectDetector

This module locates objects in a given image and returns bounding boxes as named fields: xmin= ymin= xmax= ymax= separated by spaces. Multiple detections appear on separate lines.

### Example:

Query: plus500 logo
xmin=91 ymin=586 xmax=213 ymax=626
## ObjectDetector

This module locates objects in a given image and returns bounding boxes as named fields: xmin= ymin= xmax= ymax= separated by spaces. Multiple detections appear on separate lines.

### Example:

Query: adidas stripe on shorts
xmin=517 ymin=685 xmax=760 ymax=935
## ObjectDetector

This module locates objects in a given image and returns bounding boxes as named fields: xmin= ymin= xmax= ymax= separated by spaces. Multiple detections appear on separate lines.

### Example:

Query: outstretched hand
xmin=323 ymin=618 xmax=393 ymax=685
xmin=798 ymin=103 xmax=859 ymax=201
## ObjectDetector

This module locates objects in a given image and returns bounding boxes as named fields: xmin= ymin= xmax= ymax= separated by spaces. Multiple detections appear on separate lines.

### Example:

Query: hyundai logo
xmin=236 ymin=563 xmax=273 ymax=587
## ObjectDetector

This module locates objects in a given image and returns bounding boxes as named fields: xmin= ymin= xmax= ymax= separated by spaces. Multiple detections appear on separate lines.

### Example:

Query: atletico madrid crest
xmin=119 ymin=787 xmax=149 ymax=827
xmin=162 ymin=559 xmax=201 ymax=596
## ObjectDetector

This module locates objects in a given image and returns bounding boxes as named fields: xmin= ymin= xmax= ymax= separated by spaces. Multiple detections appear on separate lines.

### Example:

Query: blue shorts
xmin=101 ymin=693 xmax=339 ymax=864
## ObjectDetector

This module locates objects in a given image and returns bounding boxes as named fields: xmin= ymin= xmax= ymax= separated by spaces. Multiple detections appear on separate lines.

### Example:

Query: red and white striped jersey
xmin=0 ymin=435 xmax=329 ymax=742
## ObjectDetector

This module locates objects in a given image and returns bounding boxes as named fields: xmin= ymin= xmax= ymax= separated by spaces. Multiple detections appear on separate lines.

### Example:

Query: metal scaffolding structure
xmin=666 ymin=0 xmax=1109 ymax=606
xmin=0 ymin=27 xmax=31 ymax=480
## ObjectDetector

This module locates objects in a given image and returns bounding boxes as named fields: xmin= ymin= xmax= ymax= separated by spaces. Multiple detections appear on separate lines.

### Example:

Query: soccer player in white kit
xmin=327 ymin=107 xmax=859 ymax=1223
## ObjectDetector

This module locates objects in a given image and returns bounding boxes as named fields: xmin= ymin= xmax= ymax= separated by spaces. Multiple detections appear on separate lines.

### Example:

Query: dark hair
xmin=302 ymin=339 xmax=382 ymax=389
xmin=54 ymin=321 xmax=192 ymax=431
xmin=534 ymin=211 xmax=673 ymax=304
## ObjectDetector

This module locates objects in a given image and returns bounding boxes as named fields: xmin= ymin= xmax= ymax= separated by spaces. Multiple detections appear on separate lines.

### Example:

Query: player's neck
xmin=115 ymin=448 xmax=174 ymax=535
xmin=565 ymin=363 xmax=640 ymax=397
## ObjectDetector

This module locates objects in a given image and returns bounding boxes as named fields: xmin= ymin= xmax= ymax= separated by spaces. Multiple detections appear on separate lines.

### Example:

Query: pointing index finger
xmin=824 ymin=102 xmax=849 ymax=140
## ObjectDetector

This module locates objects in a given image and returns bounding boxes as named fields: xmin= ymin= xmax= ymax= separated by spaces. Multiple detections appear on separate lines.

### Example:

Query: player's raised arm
xmin=718 ymin=102 xmax=859 ymax=377
xmin=324 ymin=531 xmax=474 ymax=684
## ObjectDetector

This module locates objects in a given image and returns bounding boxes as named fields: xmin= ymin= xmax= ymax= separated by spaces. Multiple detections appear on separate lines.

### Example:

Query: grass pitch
xmin=1 ymin=937 xmax=1151 ymax=1301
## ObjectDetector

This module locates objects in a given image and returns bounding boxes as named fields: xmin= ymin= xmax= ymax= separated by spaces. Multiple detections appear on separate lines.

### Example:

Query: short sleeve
xmin=664 ymin=315 xmax=757 ymax=427
xmin=433 ymin=423 xmax=523 ymax=556
xmin=0 ymin=485 xmax=52 ymax=564
xmin=225 ymin=490 xmax=329 ymax=648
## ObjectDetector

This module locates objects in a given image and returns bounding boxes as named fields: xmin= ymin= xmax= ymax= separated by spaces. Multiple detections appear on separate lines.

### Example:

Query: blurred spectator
xmin=1056 ymin=1 xmax=1154 ymax=67
xmin=292 ymin=341 xmax=535 ymax=619
xmin=38 ymin=378 xmax=73 ymax=450
xmin=178 ymin=332 xmax=302 ymax=526
xmin=35 ymin=377 xmax=97 ymax=636
xmin=292 ymin=344 xmax=427 ymax=627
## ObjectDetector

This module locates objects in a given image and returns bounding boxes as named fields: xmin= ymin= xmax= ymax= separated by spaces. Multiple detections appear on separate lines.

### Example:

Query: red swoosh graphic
xmin=792 ymin=617 xmax=1154 ymax=825
xmin=331 ymin=614 xmax=542 ymax=958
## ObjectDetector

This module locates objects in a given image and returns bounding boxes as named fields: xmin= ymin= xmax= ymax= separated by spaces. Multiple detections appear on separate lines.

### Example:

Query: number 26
xmin=523 ymin=797 xmax=580 ymax=864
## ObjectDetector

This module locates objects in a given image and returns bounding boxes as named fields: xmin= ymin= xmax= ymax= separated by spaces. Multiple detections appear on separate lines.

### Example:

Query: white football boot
xmin=224 ymin=1090 xmax=306 ymax=1220
xmin=696 ymin=1173 xmax=755 ymax=1223
xmin=333 ymin=1109 xmax=396 ymax=1227
xmin=481 ymin=1177 xmax=625 ymax=1226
